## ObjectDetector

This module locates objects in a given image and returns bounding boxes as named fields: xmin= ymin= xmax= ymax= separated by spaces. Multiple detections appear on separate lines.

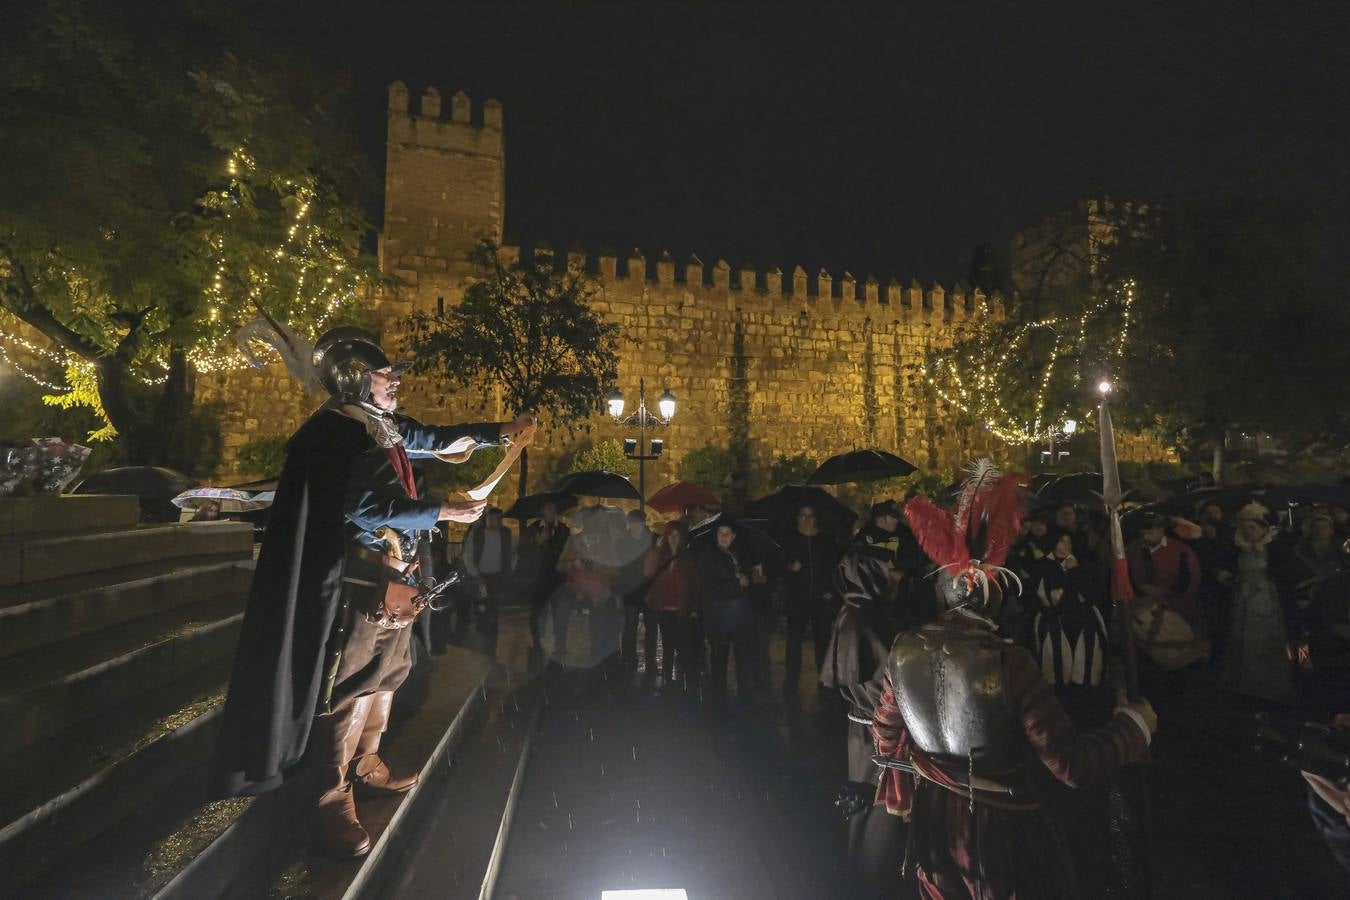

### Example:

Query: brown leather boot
xmin=351 ymin=691 xmax=418 ymax=795
xmin=311 ymin=695 xmax=374 ymax=858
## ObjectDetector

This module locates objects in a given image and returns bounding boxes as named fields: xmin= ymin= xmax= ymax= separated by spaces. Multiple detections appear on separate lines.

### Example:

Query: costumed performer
xmin=215 ymin=326 xmax=535 ymax=858
xmin=872 ymin=460 xmax=1157 ymax=898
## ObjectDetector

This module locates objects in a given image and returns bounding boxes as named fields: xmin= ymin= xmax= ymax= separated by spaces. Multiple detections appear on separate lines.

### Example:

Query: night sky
xmin=304 ymin=1 xmax=1349 ymax=285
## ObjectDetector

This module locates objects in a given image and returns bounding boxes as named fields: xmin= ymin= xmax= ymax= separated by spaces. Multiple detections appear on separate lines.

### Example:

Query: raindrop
xmin=631 ymin=745 xmax=637 ymax=760
xmin=552 ymin=792 xmax=559 ymax=808
xmin=568 ymin=814 xmax=575 ymax=831
xmin=600 ymin=763 xmax=606 ymax=775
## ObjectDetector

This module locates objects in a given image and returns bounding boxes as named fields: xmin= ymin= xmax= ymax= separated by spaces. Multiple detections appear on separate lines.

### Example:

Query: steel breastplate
xmin=887 ymin=623 xmax=1026 ymax=773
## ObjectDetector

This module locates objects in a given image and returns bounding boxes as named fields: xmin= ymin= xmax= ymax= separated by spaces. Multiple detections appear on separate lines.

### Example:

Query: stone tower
xmin=380 ymin=82 xmax=505 ymax=311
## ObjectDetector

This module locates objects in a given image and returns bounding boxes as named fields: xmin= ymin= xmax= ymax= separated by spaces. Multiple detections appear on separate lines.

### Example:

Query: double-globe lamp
xmin=606 ymin=387 xmax=676 ymax=422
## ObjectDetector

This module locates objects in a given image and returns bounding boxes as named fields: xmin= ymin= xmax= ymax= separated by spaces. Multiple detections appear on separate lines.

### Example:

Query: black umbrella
xmin=1154 ymin=484 xmax=1258 ymax=517
xmin=70 ymin=466 xmax=196 ymax=523
xmin=744 ymin=484 xmax=858 ymax=537
xmin=1036 ymin=471 xmax=1137 ymax=508
xmin=502 ymin=491 xmax=578 ymax=521
xmin=1260 ymin=483 xmax=1350 ymax=509
xmin=684 ymin=512 xmax=783 ymax=568
xmin=807 ymin=449 xmax=917 ymax=485
xmin=554 ymin=470 xmax=642 ymax=501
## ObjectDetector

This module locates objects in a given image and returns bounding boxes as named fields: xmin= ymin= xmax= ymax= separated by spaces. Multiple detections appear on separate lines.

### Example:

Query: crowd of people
xmin=443 ymin=479 xmax=1350 ymax=893
xmin=443 ymin=488 xmax=1350 ymax=714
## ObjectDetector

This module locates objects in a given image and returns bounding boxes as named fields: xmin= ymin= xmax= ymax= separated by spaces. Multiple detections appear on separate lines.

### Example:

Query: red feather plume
xmin=972 ymin=474 xmax=1025 ymax=568
xmin=904 ymin=495 xmax=967 ymax=571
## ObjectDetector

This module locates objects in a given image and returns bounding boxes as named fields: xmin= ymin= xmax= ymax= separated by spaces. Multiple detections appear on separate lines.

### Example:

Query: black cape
xmin=216 ymin=408 xmax=369 ymax=796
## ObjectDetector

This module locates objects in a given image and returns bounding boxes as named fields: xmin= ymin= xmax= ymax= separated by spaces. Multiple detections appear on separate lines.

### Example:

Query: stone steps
xmin=0 ymin=593 xmax=246 ymax=756
xmin=18 ymin=646 xmax=497 ymax=900
xmin=0 ymin=497 xmax=256 ymax=897
xmin=1 ymin=520 xmax=253 ymax=590
xmin=0 ymin=560 xmax=253 ymax=659
xmin=0 ymin=660 xmax=232 ymax=894
xmin=372 ymin=678 xmax=543 ymax=900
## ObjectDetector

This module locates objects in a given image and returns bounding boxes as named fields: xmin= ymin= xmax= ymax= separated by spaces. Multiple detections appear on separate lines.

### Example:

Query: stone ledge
xmin=0 ymin=494 xmax=140 ymax=541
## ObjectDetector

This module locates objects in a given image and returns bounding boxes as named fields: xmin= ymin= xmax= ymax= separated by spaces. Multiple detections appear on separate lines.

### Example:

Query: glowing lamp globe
xmin=1097 ymin=380 xmax=1113 ymax=396
xmin=1063 ymin=419 xmax=1077 ymax=435
xmin=606 ymin=388 xmax=626 ymax=419
xmin=657 ymin=389 xmax=677 ymax=420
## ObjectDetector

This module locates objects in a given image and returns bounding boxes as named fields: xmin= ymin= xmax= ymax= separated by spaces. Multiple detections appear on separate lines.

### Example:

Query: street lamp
xmin=607 ymin=377 xmax=676 ymax=510
xmin=1041 ymin=419 xmax=1076 ymax=468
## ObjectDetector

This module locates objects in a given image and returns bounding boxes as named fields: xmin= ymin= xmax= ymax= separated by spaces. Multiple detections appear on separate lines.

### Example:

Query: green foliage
xmin=235 ymin=434 xmax=288 ymax=477
xmin=0 ymin=1 xmax=376 ymax=465
xmin=1099 ymin=195 xmax=1350 ymax=458
xmin=933 ymin=195 xmax=1350 ymax=481
xmin=406 ymin=241 xmax=620 ymax=427
xmin=770 ymin=452 xmax=818 ymax=487
xmin=678 ymin=444 xmax=736 ymax=489
xmin=424 ymin=446 xmax=507 ymax=494
xmin=568 ymin=440 xmax=637 ymax=479
xmin=42 ymin=364 xmax=115 ymax=441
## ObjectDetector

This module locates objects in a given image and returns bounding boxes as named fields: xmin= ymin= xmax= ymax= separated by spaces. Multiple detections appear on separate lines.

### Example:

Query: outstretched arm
xmin=399 ymin=412 xmax=536 ymax=458
xmin=1006 ymin=647 xmax=1153 ymax=788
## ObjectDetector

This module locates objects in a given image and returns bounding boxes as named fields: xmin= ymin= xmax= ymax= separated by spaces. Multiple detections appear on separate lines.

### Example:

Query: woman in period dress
xmin=1222 ymin=503 xmax=1297 ymax=704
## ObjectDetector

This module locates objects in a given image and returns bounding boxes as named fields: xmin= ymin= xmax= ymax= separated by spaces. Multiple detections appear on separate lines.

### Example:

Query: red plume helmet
xmin=904 ymin=459 xmax=1026 ymax=610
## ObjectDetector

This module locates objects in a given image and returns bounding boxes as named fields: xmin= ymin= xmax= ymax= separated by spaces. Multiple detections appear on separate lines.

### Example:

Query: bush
xmin=568 ymin=440 xmax=637 ymax=478
xmin=770 ymin=452 xmax=818 ymax=487
xmin=235 ymin=434 xmax=289 ymax=477
xmin=678 ymin=444 xmax=735 ymax=488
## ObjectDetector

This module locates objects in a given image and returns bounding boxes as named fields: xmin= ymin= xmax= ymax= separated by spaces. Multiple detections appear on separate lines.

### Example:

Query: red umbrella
xmin=647 ymin=481 xmax=721 ymax=515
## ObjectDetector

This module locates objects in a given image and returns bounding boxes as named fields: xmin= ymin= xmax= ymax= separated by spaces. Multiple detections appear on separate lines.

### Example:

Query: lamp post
xmin=606 ymin=377 xmax=676 ymax=512
xmin=1041 ymin=417 xmax=1077 ymax=469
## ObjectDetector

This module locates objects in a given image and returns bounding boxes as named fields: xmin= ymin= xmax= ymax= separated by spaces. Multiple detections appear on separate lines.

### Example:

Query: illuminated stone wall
xmin=200 ymin=84 xmax=1172 ymax=490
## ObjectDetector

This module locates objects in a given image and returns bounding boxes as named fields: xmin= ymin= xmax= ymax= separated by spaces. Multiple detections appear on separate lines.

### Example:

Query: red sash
xmin=385 ymin=444 xmax=418 ymax=499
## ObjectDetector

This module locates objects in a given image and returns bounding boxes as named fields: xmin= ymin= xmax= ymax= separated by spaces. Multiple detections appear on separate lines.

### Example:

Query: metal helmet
xmin=312 ymin=327 xmax=407 ymax=401
xmin=935 ymin=567 xmax=1008 ymax=622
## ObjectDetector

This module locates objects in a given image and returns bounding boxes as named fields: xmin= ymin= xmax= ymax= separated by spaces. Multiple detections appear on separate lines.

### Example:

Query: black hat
xmin=1138 ymin=511 xmax=1167 ymax=530
xmin=869 ymin=499 xmax=901 ymax=521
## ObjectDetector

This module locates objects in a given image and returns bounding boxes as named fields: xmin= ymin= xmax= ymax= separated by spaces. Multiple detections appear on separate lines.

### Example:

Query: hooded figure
xmin=821 ymin=547 xmax=909 ymax=897
xmin=215 ymin=327 xmax=527 ymax=858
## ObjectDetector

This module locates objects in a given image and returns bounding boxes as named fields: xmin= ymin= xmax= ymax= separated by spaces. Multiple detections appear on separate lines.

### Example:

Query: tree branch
xmin=0 ymin=256 xmax=105 ymax=360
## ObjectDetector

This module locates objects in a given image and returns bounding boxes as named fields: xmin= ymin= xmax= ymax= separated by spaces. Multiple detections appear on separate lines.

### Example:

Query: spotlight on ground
xmin=600 ymin=891 xmax=689 ymax=900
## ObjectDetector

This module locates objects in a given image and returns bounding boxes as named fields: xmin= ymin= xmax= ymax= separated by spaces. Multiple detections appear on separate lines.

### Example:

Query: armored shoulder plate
xmin=887 ymin=623 xmax=1026 ymax=773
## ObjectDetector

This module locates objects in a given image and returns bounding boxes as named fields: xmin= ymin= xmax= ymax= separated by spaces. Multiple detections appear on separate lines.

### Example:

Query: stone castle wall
xmin=200 ymin=83 xmax=1171 ymax=491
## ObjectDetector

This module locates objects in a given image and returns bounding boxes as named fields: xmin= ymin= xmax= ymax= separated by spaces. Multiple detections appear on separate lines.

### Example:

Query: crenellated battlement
xmin=492 ymin=241 xmax=1007 ymax=323
xmin=381 ymin=83 xmax=506 ymax=271
xmin=201 ymin=80 xmax=1176 ymax=487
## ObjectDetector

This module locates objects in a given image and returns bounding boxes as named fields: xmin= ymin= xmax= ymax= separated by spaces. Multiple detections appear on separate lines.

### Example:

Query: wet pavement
xmin=449 ymin=603 xmax=1347 ymax=899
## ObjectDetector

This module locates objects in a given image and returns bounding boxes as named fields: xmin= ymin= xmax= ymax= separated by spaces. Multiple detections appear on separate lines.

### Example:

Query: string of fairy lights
xmin=928 ymin=280 xmax=1136 ymax=444
xmin=0 ymin=147 xmax=362 ymax=395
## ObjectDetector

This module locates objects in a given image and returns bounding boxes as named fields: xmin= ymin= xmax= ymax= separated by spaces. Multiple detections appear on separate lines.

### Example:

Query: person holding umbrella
xmin=782 ymin=504 xmax=842 ymax=692
xmin=697 ymin=521 xmax=759 ymax=701
xmin=555 ymin=505 xmax=621 ymax=665
xmin=644 ymin=521 xmax=697 ymax=685
xmin=519 ymin=500 xmax=571 ymax=654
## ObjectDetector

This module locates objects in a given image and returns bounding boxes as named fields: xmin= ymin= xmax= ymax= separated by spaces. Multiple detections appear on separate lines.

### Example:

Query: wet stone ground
xmin=455 ymin=605 xmax=1347 ymax=899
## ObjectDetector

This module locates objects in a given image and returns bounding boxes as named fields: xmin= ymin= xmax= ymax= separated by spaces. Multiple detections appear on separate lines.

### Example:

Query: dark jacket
xmin=696 ymin=543 xmax=755 ymax=636
xmin=782 ymin=531 xmax=840 ymax=613
xmin=215 ymin=406 xmax=499 ymax=796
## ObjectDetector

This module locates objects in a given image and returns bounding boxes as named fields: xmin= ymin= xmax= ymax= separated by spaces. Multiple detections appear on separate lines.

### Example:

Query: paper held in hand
xmin=439 ymin=425 xmax=535 ymax=502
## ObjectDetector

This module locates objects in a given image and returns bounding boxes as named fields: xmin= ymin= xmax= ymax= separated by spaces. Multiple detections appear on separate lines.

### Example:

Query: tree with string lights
xmin=933 ymin=195 xmax=1350 ymax=482
xmin=0 ymin=2 xmax=375 ymax=471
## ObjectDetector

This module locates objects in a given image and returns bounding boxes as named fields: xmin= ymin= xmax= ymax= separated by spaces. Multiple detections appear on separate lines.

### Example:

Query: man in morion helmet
xmin=216 ymin=327 xmax=535 ymax=858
